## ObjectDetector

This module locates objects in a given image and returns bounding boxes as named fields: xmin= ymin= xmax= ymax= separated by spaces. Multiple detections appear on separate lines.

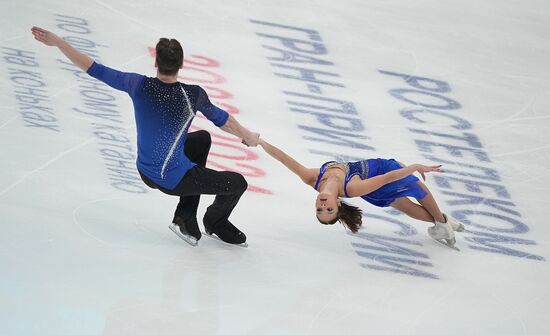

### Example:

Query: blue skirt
xmin=360 ymin=158 xmax=427 ymax=207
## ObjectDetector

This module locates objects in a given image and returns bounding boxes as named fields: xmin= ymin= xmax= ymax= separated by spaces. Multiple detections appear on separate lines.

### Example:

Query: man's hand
xmin=242 ymin=132 xmax=260 ymax=147
xmin=31 ymin=26 xmax=62 ymax=47
xmin=30 ymin=26 xmax=93 ymax=71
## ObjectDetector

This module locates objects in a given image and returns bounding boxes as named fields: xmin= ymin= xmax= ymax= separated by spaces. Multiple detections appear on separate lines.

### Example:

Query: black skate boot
xmin=169 ymin=216 xmax=201 ymax=246
xmin=203 ymin=221 xmax=247 ymax=247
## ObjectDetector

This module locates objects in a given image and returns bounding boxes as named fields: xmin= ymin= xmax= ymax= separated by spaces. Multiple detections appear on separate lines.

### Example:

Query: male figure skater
xmin=31 ymin=26 xmax=258 ymax=246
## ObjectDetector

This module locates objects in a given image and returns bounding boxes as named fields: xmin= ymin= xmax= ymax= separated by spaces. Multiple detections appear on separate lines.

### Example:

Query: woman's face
xmin=315 ymin=192 xmax=339 ymax=223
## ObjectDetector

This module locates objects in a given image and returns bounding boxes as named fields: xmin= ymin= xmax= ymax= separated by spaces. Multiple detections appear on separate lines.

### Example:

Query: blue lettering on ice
xmin=252 ymin=19 xmax=439 ymax=279
xmin=400 ymin=108 xmax=472 ymax=130
xmin=351 ymin=213 xmax=437 ymax=279
xmin=363 ymin=212 xmax=417 ymax=237
xmin=2 ymin=47 xmax=58 ymax=132
xmin=54 ymin=14 xmax=146 ymax=194
xmin=348 ymin=213 xmax=438 ymax=279
xmin=389 ymin=89 xmax=461 ymax=110
xmin=380 ymin=69 xmax=544 ymax=261
xmin=251 ymin=20 xmax=368 ymax=153
xmin=463 ymin=231 xmax=543 ymax=261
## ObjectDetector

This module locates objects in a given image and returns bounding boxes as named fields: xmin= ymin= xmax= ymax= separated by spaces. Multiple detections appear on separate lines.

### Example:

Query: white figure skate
xmin=444 ymin=213 xmax=465 ymax=232
xmin=428 ymin=219 xmax=459 ymax=251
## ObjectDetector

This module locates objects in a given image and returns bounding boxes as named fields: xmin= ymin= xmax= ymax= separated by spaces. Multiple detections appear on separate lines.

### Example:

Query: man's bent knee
xmin=195 ymin=130 xmax=211 ymax=145
xmin=232 ymin=173 xmax=248 ymax=193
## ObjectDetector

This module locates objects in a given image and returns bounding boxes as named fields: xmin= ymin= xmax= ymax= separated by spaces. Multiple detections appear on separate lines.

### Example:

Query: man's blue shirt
xmin=87 ymin=62 xmax=229 ymax=189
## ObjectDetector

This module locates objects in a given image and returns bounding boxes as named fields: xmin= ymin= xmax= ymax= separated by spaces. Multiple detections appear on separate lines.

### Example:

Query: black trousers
xmin=139 ymin=130 xmax=248 ymax=229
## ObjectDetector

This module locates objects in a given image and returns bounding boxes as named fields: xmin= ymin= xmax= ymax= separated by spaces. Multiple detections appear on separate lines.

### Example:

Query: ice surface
xmin=1 ymin=1 xmax=550 ymax=334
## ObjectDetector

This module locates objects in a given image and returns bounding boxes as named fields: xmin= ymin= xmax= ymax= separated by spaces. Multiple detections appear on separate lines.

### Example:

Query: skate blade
xmin=434 ymin=238 xmax=460 ymax=251
xmin=202 ymin=231 xmax=248 ymax=248
xmin=168 ymin=224 xmax=198 ymax=246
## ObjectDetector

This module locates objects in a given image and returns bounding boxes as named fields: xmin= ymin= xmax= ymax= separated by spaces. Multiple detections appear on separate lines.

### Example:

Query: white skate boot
xmin=443 ymin=213 xmax=465 ymax=232
xmin=428 ymin=218 xmax=459 ymax=251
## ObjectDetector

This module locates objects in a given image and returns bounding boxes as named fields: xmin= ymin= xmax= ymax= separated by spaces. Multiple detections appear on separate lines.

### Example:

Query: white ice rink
xmin=1 ymin=1 xmax=550 ymax=334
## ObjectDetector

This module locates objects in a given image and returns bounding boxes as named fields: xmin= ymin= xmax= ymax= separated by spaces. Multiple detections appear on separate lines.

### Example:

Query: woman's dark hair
xmin=317 ymin=200 xmax=363 ymax=233
xmin=155 ymin=38 xmax=184 ymax=75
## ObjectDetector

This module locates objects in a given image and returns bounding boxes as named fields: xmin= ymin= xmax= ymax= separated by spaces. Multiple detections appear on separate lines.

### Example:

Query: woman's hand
xmin=241 ymin=133 xmax=260 ymax=147
xmin=31 ymin=26 xmax=62 ymax=47
xmin=244 ymin=132 xmax=260 ymax=147
xmin=413 ymin=164 xmax=443 ymax=181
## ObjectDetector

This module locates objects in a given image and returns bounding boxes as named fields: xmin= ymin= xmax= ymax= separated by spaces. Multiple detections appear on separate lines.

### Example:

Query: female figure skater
xmin=257 ymin=139 xmax=464 ymax=249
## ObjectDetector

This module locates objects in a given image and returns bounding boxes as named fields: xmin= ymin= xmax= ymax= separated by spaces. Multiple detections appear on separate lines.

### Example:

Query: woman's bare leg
xmin=390 ymin=197 xmax=434 ymax=223
xmin=392 ymin=181 xmax=458 ymax=245
xmin=415 ymin=181 xmax=446 ymax=223
xmin=394 ymin=162 xmax=446 ymax=223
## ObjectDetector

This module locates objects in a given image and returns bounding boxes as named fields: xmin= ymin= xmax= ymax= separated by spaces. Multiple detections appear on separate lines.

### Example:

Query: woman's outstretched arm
xmin=258 ymin=139 xmax=317 ymax=185
xmin=31 ymin=26 xmax=93 ymax=71
xmin=346 ymin=163 xmax=442 ymax=197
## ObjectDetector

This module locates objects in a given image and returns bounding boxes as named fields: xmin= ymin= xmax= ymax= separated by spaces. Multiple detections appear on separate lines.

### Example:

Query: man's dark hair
xmin=155 ymin=38 xmax=184 ymax=75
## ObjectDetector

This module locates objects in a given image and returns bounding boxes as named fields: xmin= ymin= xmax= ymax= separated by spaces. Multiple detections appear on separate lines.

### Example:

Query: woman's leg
xmin=414 ymin=181 xmax=446 ymax=223
xmin=389 ymin=181 xmax=446 ymax=223
xmin=390 ymin=197 xmax=434 ymax=223
xmin=392 ymin=182 xmax=457 ymax=246
xmin=392 ymin=179 xmax=458 ymax=246
xmin=392 ymin=161 xmax=445 ymax=223
xmin=417 ymin=181 xmax=465 ymax=232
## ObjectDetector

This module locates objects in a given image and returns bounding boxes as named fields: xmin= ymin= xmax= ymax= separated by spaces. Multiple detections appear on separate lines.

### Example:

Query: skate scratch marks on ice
xmin=305 ymin=293 xmax=342 ymax=335
xmin=485 ymin=289 xmax=528 ymax=335
xmin=93 ymin=0 xmax=164 ymax=34
xmin=0 ymin=137 xmax=95 ymax=197
xmin=0 ymin=114 xmax=18 ymax=130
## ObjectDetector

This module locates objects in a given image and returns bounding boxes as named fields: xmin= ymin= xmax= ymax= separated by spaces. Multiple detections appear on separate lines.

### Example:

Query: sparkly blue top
xmin=87 ymin=62 xmax=229 ymax=189
xmin=313 ymin=159 xmax=427 ymax=207
xmin=313 ymin=160 xmax=370 ymax=197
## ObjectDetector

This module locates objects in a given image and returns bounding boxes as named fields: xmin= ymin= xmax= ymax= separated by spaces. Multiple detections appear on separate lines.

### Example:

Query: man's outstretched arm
xmin=220 ymin=115 xmax=260 ymax=147
xmin=31 ymin=26 xmax=93 ymax=71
